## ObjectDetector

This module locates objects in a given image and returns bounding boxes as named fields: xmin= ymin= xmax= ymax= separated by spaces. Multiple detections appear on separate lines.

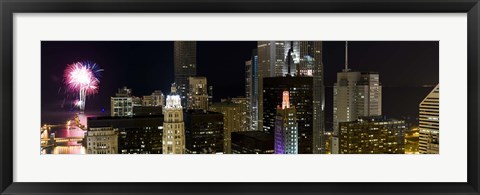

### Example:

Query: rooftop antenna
xmin=344 ymin=41 xmax=350 ymax=72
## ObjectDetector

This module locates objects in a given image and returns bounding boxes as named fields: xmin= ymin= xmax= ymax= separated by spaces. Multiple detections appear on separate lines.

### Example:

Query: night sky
xmin=41 ymin=41 xmax=439 ymax=128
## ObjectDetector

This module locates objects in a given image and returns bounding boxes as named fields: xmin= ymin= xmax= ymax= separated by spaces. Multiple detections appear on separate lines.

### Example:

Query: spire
xmin=344 ymin=41 xmax=350 ymax=72
xmin=282 ymin=91 xmax=290 ymax=109
xmin=170 ymin=83 xmax=177 ymax=95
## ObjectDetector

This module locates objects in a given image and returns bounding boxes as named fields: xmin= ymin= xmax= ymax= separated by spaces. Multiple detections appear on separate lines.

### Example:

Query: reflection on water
xmin=42 ymin=146 xmax=86 ymax=154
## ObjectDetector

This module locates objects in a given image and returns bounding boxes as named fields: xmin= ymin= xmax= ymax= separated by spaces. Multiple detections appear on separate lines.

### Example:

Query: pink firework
xmin=64 ymin=61 xmax=102 ymax=111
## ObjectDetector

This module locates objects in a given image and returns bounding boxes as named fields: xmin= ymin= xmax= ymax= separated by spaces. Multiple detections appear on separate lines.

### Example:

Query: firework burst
xmin=64 ymin=61 xmax=103 ymax=112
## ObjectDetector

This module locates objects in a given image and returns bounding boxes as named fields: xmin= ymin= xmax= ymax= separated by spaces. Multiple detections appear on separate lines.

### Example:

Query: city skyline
xmin=41 ymin=41 xmax=439 ymax=154
xmin=41 ymin=41 xmax=438 ymax=126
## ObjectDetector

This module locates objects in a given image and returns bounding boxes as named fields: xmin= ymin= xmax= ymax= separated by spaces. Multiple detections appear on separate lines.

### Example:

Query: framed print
xmin=1 ymin=0 xmax=479 ymax=194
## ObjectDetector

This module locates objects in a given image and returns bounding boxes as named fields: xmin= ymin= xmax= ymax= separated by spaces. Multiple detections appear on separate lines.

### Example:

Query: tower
xmin=274 ymin=91 xmax=298 ymax=154
xmin=419 ymin=84 xmax=439 ymax=154
xmin=174 ymin=41 xmax=197 ymax=107
xmin=162 ymin=83 xmax=185 ymax=154
xmin=333 ymin=41 xmax=382 ymax=136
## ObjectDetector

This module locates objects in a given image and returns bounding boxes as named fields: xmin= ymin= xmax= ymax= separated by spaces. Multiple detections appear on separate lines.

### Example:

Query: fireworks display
xmin=64 ymin=61 xmax=103 ymax=112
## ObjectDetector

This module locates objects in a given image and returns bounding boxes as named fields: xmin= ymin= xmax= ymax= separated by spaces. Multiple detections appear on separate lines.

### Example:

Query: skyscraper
xmin=187 ymin=76 xmax=209 ymax=110
xmin=263 ymin=76 xmax=313 ymax=154
xmin=258 ymin=41 xmax=325 ymax=153
xmin=231 ymin=131 xmax=274 ymax=154
xmin=245 ymin=49 xmax=259 ymax=131
xmin=274 ymin=91 xmax=298 ymax=154
xmin=174 ymin=41 xmax=197 ymax=107
xmin=162 ymin=84 xmax=185 ymax=154
xmin=419 ymin=84 xmax=439 ymax=154
xmin=333 ymin=42 xmax=382 ymax=136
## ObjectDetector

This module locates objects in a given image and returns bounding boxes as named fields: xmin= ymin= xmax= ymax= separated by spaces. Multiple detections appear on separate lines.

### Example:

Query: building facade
xmin=274 ymin=91 xmax=298 ymax=154
xmin=86 ymin=127 xmax=118 ymax=154
xmin=231 ymin=131 xmax=274 ymax=154
xmin=111 ymin=87 xmax=134 ymax=117
xmin=338 ymin=116 xmax=406 ymax=154
xmin=184 ymin=110 xmax=224 ymax=154
xmin=258 ymin=41 xmax=325 ymax=154
xmin=174 ymin=41 xmax=197 ymax=107
xmin=263 ymin=76 xmax=314 ymax=154
xmin=209 ymin=100 xmax=247 ymax=154
xmin=245 ymin=49 xmax=259 ymax=131
xmin=419 ymin=84 xmax=439 ymax=154
xmin=162 ymin=84 xmax=185 ymax=154
xmin=187 ymin=76 xmax=209 ymax=110
xmin=87 ymin=115 xmax=164 ymax=154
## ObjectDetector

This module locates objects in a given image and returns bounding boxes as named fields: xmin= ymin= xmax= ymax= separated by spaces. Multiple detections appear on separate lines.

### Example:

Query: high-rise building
xmin=231 ymin=131 xmax=274 ymax=154
xmin=184 ymin=110 xmax=224 ymax=154
xmin=263 ymin=76 xmax=313 ymax=154
xmin=162 ymin=84 xmax=185 ymax=154
xmin=274 ymin=91 xmax=298 ymax=154
xmin=174 ymin=41 xmax=197 ymax=107
xmin=187 ymin=76 xmax=209 ymax=110
xmin=209 ymin=100 xmax=246 ymax=154
xmin=111 ymin=87 xmax=134 ymax=117
xmin=419 ymin=84 xmax=439 ymax=154
xmin=86 ymin=127 xmax=118 ymax=154
xmin=231 ymin=97 xmax=249 ymax=132
xmin=338 ymin=116 xmax=406 ymax=154
xmin=245 ymin=49 xmax=259 ymax=131
xmin=88 ymin=115 xmax=164 ymax=154
xmin=333 ymin=42 xmax=382 ymax=136
xmin=258 ymin=41 xmax=325 ymax=153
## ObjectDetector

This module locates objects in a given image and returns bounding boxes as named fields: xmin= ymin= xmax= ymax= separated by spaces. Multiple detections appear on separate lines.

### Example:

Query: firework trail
xmin=63 ymin=61 xmax=103 ymax=112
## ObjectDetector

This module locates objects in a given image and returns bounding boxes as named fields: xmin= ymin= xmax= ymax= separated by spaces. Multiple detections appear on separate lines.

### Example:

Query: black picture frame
xmin=1 ymin=0 xmax=479 ymax=194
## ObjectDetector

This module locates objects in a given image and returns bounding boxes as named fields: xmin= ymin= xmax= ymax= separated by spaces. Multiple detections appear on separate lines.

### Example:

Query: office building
xmin=86 ymin=127 xmax=118 ymax=154
xmin=231 ymin=131 xmax=274 ymax=154
xmin=258 ymin=41 xmax=325 ymax=154
xmin=333 ymin=42 xmax=382 ymax=141
xmin=245 ymin=49 xmax=259 ymax=131
xmin=88 ymin=115 xmax=164 ymax=154
xmin=174 ymin=41 xmax=197 ymax=107
xmin=274 ymin=91 xmax=298 ymax=154
xmin=143 ymin=90 xmax=164 ymax=107
xmin=111 ymin=87 xmax=134 ymax=117
xmin=187 ymin=76 xmax=209 ymax=110
xmin=263 ymin=76 xmax=313 ymax=154
xmin=338 ymin=116 xmax=406 ymax=154
xmin=209 ymin=100 xmax=246 ymax=154
xmin=162 ymin=84 xmax=185 ymax=154
xmin=419 ymin=84 xmax=439 ymax=154
xmin=185 ymin=110 xmax=224 ymax=154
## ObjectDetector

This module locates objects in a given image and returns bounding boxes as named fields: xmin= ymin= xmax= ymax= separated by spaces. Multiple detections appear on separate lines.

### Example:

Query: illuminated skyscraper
xmin=274 ymin=91 xmax=298 ymax=154
xmin=258 ymin=41 xmax=325 ymax=153
xmin=333 ymin=42 xmax=382 ymax=136
xmin=174 ymin=41 xmax=197 ymax=107
xmin=419 ymin=84 xmax=439 ymax=154
xmin=263 ymin=76 xmax=313 ymax=154
xmin=245 ymin=49 xmax=259 ymax=131
xmin=162 ymin=83 xmax=185 ymax=154
xmin=187 ymin=76 xmax=209 ymax=110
